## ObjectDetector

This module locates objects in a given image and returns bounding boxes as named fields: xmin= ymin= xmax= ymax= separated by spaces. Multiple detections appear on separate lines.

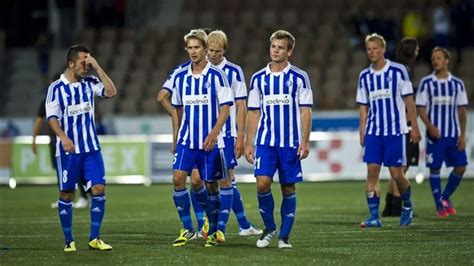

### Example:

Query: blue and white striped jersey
xmin=45 ymin=74 xmax=105 ymax=156
xmin=171 ymin=61 xmax=234 ymax=149
xmin=356 ymin=60 xmax=413 ymax=136
xmin=162 ymin=61 xmax=191 ymax=93
xmin=216 ymin=57 xmax=247 ymax=138
xmin=416 ymin=73 xmax=468 ymax=138
xmin=248 ymin=63 xmax=313 ymax=148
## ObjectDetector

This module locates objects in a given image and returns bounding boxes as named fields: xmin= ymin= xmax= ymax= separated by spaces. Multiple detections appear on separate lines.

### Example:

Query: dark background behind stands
xmin=0 ymin=0 xmax=472 ymax=117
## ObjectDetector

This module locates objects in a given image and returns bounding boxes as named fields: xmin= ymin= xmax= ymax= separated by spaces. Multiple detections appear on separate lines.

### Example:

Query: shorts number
xmin=255 ymin=157 xmax=261 ymax=170
xmin=172 ymin=153 xmax=178 ymax=165
xmin=62 ymin=170 xmax=68 ymax=183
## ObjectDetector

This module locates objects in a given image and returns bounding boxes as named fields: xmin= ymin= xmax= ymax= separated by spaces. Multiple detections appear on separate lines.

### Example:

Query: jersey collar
xmin=431 ymin=72 xmax=452 ymax=82
xmin=369 ymin=59 xmax=390 ymax=74
xmin=265 ymin=61 xmax=291 ymax=75
xmin=188 ymin=60 xmax=212 ymax=77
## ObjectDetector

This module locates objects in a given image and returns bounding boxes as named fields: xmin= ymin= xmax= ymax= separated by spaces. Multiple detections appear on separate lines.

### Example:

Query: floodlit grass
xmin=1 ymin=180 xmax=473 ymax=265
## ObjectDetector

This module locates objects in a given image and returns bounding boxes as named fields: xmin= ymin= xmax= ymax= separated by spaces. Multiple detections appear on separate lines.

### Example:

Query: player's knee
xmin=91 ymin=184 xmax=105 ymax=195
xmin=256 ymin=181 xmax=271 ymax=193
xmin=59 ymin=191 xmax=74 ymax=201
xmin=281 ymin=184 xmax=295 ymax=196
xmin=173 ymin=172 xmax=187 ymax=188
xmin=218 ymin=177 xmax=232 ymax=188
xmin=190 ymin=176 xmax=203 ymax=187
xmin=453 ymin=167 xmax=465 ymax=176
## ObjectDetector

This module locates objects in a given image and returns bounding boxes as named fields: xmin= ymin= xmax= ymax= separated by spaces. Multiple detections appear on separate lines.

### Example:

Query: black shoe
xmin=381 ymin=193 xmax=393 ymax=217
xmin=390 ymin=196 xmax=402 ymax=217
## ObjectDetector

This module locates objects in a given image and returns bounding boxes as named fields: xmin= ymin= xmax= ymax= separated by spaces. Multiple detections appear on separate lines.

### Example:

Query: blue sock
xmin=217 ymin=187 xmax=233 ymax=233
xmin=429 ymin=173 xmax=443 ymax=209
xmin=366 ymin=191 xmax=380 ymax=219
xmin=257 ymin=191 xmax=276 ymax=231
xmin=400 ymin=186 xmax=412 ymax=208
xmin=89 ymin=194 xmax=106 ymax=241
xmin=279 ymin=193 xmax=296 ymax=239
xmin=232 ymin=182 xmax=251 ymax=229
xmin=58 ymin=199 xmax=74 ymax=244
xmin=173 ymin=188 xmax=193 ymax=231
xmin=207 ymin=192 xmax=220 ymax=235
xmin=442 ymin=171 xmax=463 ymax=200
xmin=190 ymin=187 xmax=206 ymax=232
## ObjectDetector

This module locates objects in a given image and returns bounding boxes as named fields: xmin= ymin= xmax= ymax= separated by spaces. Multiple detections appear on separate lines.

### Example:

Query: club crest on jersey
xmin=285 ymin=80 xmax=293 ymax=87
xmin=204 ymin=82 xmax=211 ymax=89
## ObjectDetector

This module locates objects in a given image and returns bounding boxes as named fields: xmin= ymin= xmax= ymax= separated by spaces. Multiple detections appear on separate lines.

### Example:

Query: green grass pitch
xmin=1 ymin=180 xmax=473 ymax=265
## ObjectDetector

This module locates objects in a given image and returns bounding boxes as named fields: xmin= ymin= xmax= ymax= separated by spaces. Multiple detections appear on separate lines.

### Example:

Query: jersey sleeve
xmin=400 ymin=80 xmax=414 ymax=97
xmin=88 ymin=76 xmax=106 ymax=97
xmin=355 ymin=72 xmax=369 ymax=105
xmin=247 ymin=74 xmax=261 ymax=110
xmin=233 ymin=66 xmax=247 ymax=101
xmin=217 ymin=72 xmax=234 ymax=106
xmin=171 ymin=76 xmax=182 ymax=108
xmin=162 ymin=68 xmax=177 ymax=93
xmin=298 ymin=71 xmax=313 ymax=107
xmin=415 ymin=79 xmax=429 ymax=107
xmin=456 ymin=80 xmax=469 ymax=106
xmin=45 ymin=85 xmax=61 ymax=121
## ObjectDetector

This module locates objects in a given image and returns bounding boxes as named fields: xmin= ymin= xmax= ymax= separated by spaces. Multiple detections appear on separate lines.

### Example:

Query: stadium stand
xmin=1 ymin=0 xmax=473 ymax=116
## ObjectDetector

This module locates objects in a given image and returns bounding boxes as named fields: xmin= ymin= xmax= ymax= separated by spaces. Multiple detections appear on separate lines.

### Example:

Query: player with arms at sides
xmin=207 ymin=30 xmax=262 ymax=242
xmin=416 ymin=47 xmax=468 ymax=217
xmin=356 ymin=33 xmax=421 ymax=228
xmin=382 ymin=38 xmax=421 ymax=217
xmin=245 ymin=30 xmax=313 ymax=249
xmin=170 ymin=29 xmax=234 ymax=247
xmin=45 ymin=44 xmax=117 ymax=251
xmin=157 ymin=59 xmax=210 ymax=238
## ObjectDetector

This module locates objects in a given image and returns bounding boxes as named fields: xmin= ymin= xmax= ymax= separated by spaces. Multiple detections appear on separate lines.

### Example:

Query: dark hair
xmin=66 ymin=44 xmax=90 ymax=64
xmin=395 ymin=38 xmax=418 ymax=70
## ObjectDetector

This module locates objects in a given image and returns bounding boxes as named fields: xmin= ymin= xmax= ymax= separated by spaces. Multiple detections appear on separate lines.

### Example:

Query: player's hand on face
xmin=234 ymin=137 xmax=244 ymax=159
xmin=203 ymin=131 xmax=218 ymax=151
xmin=298 ymin=141 xmax=310 ymax=160
xmin=83 ymin=55 xmax=99 ymax=71
xmin=60 ymin=136 xmax=75 ymax=153
xmin=244 ymin=144 xmax=254 ymax=164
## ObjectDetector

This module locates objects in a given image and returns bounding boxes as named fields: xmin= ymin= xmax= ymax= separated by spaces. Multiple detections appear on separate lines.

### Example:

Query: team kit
xmin=44 ymin=29 xmax=468 ymax=251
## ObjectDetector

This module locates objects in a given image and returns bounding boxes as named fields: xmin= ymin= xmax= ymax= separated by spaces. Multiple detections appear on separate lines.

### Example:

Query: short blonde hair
xmin=365 ymin=33 xmax=386 ymax=49
xmin=270 ymin=30 xmax=295 ymax=50
xmin=208 ymin=30 xmax=228 ymax=52
xmin=184 ymin=29 xmax=208 ymax=48
xmin=432 ymin=46 xmax=451 ymax=60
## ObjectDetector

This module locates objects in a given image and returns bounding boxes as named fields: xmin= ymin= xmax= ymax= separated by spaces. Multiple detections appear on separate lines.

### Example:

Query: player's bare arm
xmin=404 ymin=95 xmax=421 ymax=143
xmin=298 ymin=107 xmax=312 ymax=159
xmin=157 ymin=89 xmax=174 ymax=116
xmin=358 ymin=105 xmax=368 ymax=146
xmin=84 ymin=55 xmax=117 ymax=97
xmin=244 ymin=109 xmax=260 ymax=164
xmin=48 ymin=118 xmax=75 ymax=153
xmin=417 ymin=106 xmax=441 ymax=139
xmin=31 ymin=116 xmax=43 ymax=154
xmin=203 ymin=104 xmax=230 ymax=151
xmin=457 ymin=106 xmax=467 ymax=150
xmin=235 ymin=99 xmax=247 ymax=159
xmin=171 ymin=107 xmax=183 ymax=154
